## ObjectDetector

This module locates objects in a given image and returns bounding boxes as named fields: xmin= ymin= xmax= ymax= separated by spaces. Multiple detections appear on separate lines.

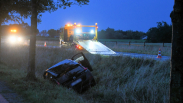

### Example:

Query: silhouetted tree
xmin=170 ymin=1 xmax=183 ymax=103
xmin=48 ymin=29 xmax=57 ymax=37
xmin=98 ymin=27 xmax=145 ymax=39
xmin=27 ymin=0 xmax=90 ymax=79
xmin=146 ymin=21 xmax=172 ymax=43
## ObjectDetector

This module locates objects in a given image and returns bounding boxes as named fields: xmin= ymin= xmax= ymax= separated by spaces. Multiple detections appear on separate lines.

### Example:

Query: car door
xmin=71 ymin=52 xmax=93 ymax=71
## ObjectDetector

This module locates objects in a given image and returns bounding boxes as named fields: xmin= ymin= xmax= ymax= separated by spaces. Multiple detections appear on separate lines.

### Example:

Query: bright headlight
xmin=9 ymin=36 xmax=16 ymax=42
xmin=17 ymin=37 xmax=22 ymax=41
xmin=76 ymin=29 xmax=81 ymax=34
xmin=90 ymin=30 xmax=94 ymax=34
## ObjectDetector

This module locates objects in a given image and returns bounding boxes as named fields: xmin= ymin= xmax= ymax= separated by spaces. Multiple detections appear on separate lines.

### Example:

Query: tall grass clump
xmin=82 ymin=56 xmax=170 ymax=103
xmin=105 ymin=42 xmax=171 ymax=56
xmin=0 ymin=45 xmax=170 ymax=103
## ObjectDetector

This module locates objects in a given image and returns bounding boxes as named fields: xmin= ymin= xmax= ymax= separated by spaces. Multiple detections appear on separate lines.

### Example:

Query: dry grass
xmin=0 ymin=44 xmax=170 ymax=103
xmin=103 ymin=42 xmax=171 ymax=56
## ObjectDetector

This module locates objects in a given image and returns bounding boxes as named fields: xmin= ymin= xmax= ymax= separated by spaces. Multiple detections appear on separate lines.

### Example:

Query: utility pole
xmin=170 ymin=0 xmax=183 ymax=103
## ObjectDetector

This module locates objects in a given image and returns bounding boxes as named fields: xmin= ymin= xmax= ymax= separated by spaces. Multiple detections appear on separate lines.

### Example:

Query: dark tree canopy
xmin=98 ymin=27 xmax=145 ymax=40
xmin=0 ymin=0 xmax=19 ymax=23
xmin=47 ymin=29 xmax=58 ymax=37
xmin=13 ymin=0 xmax=89 ymax=22
xmin=146 ymin=21 xmax=172 ymax=43
xmin=0 ymin=0 xmax=90 ymax=23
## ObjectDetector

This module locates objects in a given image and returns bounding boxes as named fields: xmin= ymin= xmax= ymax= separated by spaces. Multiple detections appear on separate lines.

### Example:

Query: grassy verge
xmin=98 ymin=39 xmax=146 ymax=43
xmin=104 ymin=42 xmax=171 ymax=56
xmin=36 ymin=41 xmax=61 ymax=46
xmin=0 ymin=45 xmax=170 ymax=103
xmin=0 ymin=46 xmax=87 ymax=103
xmin=0 ymin=64 xmax=87 ymax=103
xmin=32 ymin=40 xmax=171 ymax=56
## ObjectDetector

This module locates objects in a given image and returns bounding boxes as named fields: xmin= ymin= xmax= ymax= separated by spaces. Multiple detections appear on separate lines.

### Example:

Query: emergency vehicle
xmin=59 ymin=23 xmax=115 ymax=54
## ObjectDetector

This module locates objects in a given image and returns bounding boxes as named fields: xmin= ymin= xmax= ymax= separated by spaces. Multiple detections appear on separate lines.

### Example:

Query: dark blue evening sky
xmin=7 ymin=0 xmax=174 ymax=33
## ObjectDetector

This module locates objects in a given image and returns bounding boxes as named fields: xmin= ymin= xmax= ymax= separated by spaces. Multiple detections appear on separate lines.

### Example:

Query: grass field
xmin=98 ymin=39 xmax=146 ymax=43
xmin=104 ymin=42 xmax=171 ymax=56
xmin=35 ymin=40 xmax=171 ymax=56
xmin=0 ymin=45 xmax=170 ymax=103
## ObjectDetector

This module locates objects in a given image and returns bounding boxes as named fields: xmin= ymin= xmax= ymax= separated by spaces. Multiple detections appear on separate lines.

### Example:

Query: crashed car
xmin=43 ymin=52 xmax=96 ymax=93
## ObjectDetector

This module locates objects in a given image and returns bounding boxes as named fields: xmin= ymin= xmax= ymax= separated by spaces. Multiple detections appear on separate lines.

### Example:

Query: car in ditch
xmin=43 ymin=52 xmax=96 ymax=93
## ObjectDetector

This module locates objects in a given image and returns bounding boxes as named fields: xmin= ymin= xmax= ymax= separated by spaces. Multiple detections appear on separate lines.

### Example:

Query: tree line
xmin=98 ymin=21 xmax=172 ymax=43
xmin=98 ymin=28 xmax=146 ymax=40
xmin=38 ymin=29 xmax=60 ymax=37
xmin=146 ymin=21 xmax=172 ymax=43
xmin=2 ymin=20 xmax=172 ymax=43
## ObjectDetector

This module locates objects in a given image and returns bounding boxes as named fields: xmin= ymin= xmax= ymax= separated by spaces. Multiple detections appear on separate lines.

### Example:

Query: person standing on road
xmin=69 ymin=35 xmax=73 ymax=46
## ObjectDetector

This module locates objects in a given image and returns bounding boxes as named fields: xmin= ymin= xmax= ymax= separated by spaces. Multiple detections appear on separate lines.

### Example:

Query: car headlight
xmin=9 ymin=36 xmax=16 ymax=42
xmin=90 ymin=30 xmax=94 ymax=34
xmin=17 ymin=37 xmax=22 ymax=41
xmin=76 ymin=29 xmax=81 ymax=34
